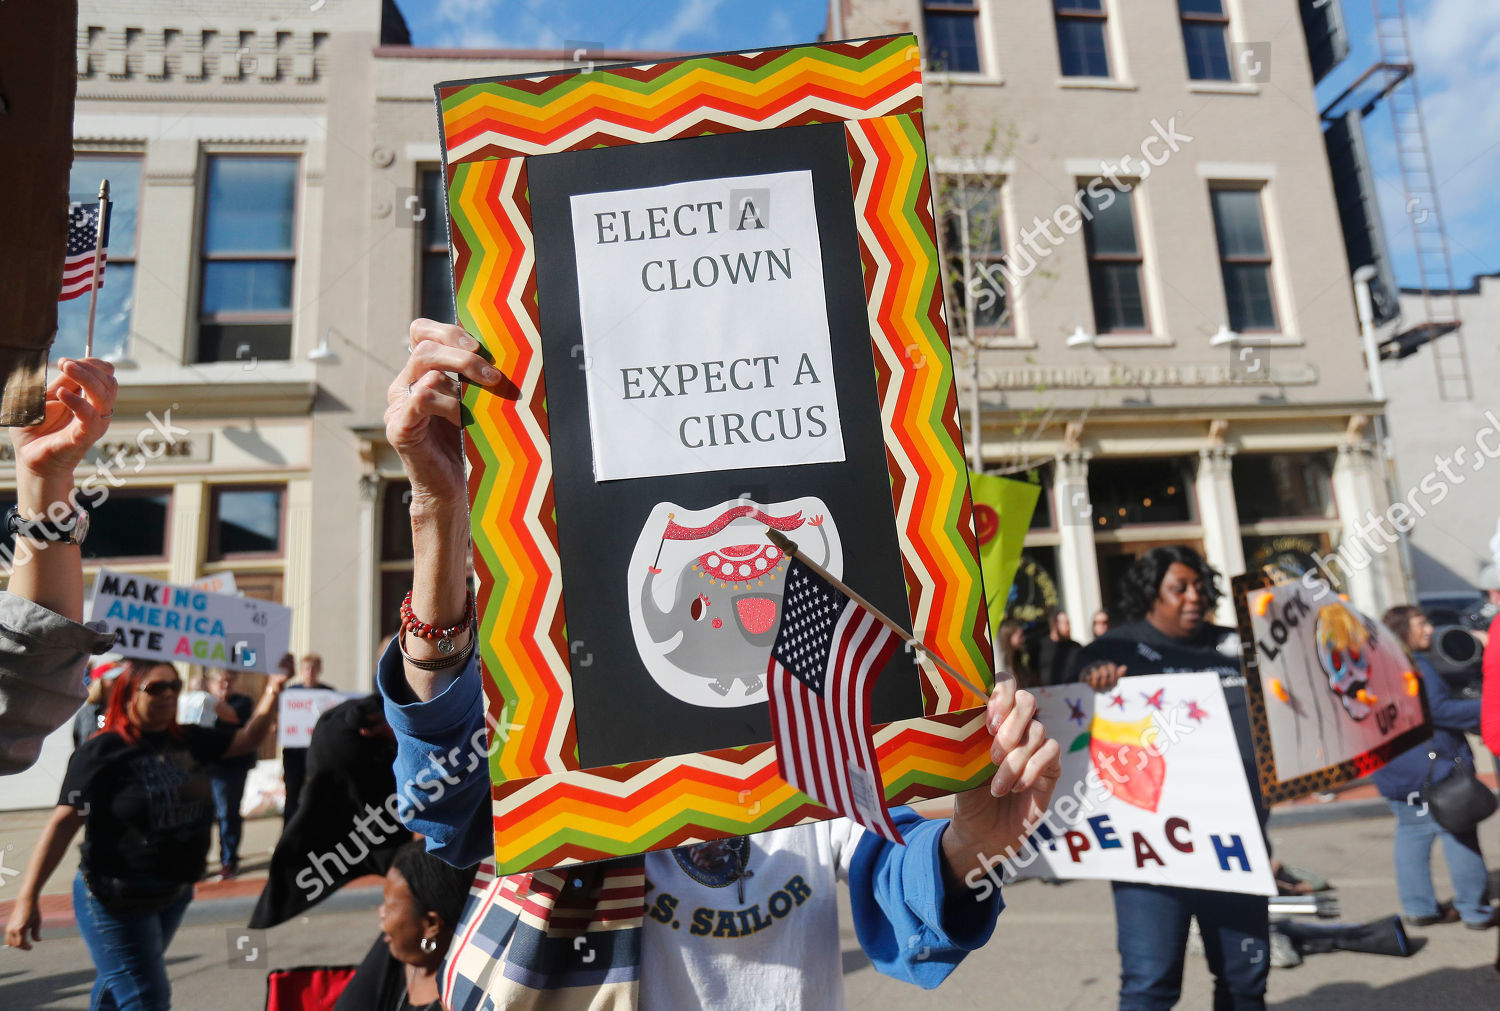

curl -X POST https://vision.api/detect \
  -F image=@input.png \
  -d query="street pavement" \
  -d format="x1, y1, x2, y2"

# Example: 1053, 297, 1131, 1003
3, 812, 1497, 1008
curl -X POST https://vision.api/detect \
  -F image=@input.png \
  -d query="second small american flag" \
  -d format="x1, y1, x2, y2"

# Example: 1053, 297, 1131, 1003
766, 557, 903, 843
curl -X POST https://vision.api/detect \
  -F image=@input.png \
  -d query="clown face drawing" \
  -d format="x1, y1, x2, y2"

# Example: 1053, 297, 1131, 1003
627, 497, 842, 708
1314, 603, 1376, 720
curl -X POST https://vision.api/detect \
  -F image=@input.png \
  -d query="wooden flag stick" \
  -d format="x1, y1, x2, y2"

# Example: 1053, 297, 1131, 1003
766, 529, 1004, 705
84, 179, 110, 359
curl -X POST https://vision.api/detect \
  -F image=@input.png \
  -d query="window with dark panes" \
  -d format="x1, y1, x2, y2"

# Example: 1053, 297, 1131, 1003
941, 179, 1011, 334
1028, 467, 1054, 531
86, 489, 172, 560
208, 485, 284, 559
1081, 184, 1148, 332
1211, 187, 1278, 332
419, 170, 456, 324
380, 480, 415, 641
1179, 0, 1232, 81
924, 2, 982, 73
198, 156, 298, 363
1055, 0, 1111, 78
0, 488, 170, 564
56, 155, 143, 361
1232, 453, 1336, 524
1087, 457, 1195, 530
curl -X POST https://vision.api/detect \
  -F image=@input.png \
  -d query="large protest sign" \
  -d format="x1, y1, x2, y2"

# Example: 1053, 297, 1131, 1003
440, 36, 996, 873
1232, 572, 1430, 804
88, 568, 291, 674
995, 674, 1275, 897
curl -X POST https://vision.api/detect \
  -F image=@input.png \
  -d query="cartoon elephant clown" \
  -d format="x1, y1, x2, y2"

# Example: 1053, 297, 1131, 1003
628, 497, 842, 707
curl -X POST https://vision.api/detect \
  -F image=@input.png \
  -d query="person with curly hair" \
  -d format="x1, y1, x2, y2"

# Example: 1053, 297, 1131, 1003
1065, 545, 1268, 1010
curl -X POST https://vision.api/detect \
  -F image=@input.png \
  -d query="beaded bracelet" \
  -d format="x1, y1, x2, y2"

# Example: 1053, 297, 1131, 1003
400, 589, 475, 656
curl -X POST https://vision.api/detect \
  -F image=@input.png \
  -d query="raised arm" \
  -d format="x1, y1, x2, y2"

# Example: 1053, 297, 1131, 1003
374, 319, 513, 866
7, 359, 116, 619
223, 675, 290, 757
1, 360, 118, 774
382, 319, 509, 702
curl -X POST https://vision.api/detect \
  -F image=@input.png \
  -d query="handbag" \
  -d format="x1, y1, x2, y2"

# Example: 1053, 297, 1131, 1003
1422, 752, 1498, 835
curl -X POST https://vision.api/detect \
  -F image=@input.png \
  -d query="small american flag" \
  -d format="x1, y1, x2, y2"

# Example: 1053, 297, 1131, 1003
767, 557, 904, 842
59, 200, 110, 302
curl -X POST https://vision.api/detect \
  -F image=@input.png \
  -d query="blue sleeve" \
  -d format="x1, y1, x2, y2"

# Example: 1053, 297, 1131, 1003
376, 640, 492, 867
847, 807, 1002, 989
1421, 659, 1482, 733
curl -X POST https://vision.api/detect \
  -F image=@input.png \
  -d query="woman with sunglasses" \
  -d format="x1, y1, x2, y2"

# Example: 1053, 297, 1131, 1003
5, 659, 286, 1009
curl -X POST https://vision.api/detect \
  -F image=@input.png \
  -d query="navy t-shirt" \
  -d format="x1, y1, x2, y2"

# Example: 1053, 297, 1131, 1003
1067, 620, 1263, 811
61, 725, 236, 883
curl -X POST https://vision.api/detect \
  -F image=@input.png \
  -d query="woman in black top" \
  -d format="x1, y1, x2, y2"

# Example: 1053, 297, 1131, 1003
6, 659, 286, 1010
336, 841, 478, 1011
1066, 545, 1268, 1011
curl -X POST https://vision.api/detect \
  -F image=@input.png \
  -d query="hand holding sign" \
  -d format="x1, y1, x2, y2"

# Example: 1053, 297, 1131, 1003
386, 319, 511, 503
943, 681, 1063, 884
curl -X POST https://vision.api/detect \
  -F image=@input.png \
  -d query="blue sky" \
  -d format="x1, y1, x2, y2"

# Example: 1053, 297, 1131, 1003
1316, 0, 1500, 289
397, 0, 827, 54
399, 1, 1498, 288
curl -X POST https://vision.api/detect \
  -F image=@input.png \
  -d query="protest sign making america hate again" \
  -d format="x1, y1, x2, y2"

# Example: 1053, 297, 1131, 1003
88, 568, 291, 674
438, 35, 1000, 873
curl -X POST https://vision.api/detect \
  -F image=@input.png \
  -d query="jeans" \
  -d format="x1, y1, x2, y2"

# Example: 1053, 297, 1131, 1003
1386, 798, 1491, 923
73, 872, 193, 1011
210, 769, 248, 869
1112, 881, 1268, 1011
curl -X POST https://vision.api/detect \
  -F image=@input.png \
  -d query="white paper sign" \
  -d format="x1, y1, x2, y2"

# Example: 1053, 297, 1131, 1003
979, 674, 1274, 898
570, 170, 846, 481
87, 568, 291, 674
277, 688, 361, 749
177, 690, 218, 728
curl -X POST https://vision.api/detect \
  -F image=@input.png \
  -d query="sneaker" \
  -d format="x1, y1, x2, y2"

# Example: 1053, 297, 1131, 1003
1404, 903, 1460, 926
216, 864, 239, 881
1269, 929, 1302, 969
1463, 910, 1498, 931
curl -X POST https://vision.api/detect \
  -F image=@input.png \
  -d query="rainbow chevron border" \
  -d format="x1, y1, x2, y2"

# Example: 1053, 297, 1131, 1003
446, 36, 994, 874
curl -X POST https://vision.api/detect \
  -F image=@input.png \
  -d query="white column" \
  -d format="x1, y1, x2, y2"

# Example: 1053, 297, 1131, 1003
354, 473, 380, 693
167, 480, 206, 585
134, 140, 199, 365
1195, 446, 1246, 626
1054, 451, 1102, 634
1330, 441, 1406, 615
284, 478, 314, 658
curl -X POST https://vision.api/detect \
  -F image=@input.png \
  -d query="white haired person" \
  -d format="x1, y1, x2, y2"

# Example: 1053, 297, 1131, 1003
374, 319, 1064, 1008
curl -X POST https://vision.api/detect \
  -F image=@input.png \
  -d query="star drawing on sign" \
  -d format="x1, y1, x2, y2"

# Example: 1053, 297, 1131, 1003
1184, 700, 1209, 723
1141, 689, 1166, 711
1107, 692, 1126, 710
1066, 698, 1086, 726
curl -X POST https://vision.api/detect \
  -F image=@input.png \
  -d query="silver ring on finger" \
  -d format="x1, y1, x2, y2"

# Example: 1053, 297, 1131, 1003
406, 383, 414, 399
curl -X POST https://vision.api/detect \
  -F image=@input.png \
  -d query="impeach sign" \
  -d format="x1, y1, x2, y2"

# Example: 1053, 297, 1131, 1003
994, 673, 1274, 897
88, 568, 291, 674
